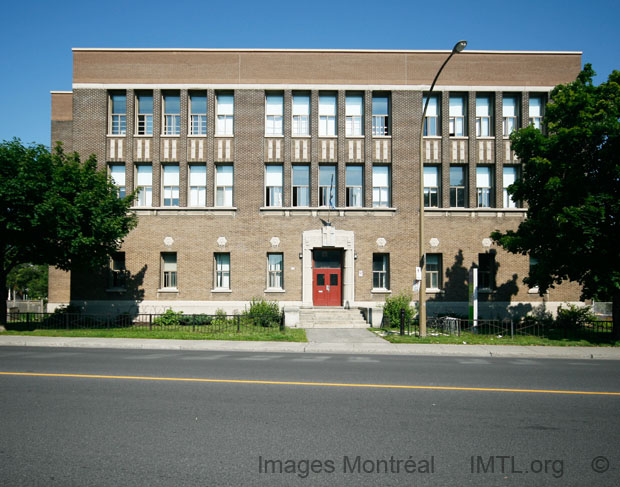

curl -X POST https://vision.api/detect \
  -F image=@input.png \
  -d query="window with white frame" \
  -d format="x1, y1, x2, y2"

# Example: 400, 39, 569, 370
345, 165, 363, 207
189, 92, 207, 135
426, 254, 441, 290
188, 165, 206, 207
372, 253, 389, 290
292, 166, 310, 207
424, 166, 440, 208
318, 94, 337, 137
502, 95, 519, 136
162, 93, 180, 135
162, 165, 179, 206
265, 165, 283, 207
529, 95, 545, 130
449, 95, 466, 136
214, 253, 230, 290
109, 93, 126, 135
215, 165, 233, 207
503, 166, 519, 208
423, 95, 440, 136
265, 93, 284, 136
109, 165, 126, 199
449, 166, 466, 208
216, 93, 234, 136
135, 165, 152, 207
267, 253, 283, 290
372, 165, 390, 207
161, 252, 177, 289
136, 94, 153, 135
476, 95, 493, 137
476, 166, 493, 208
372, 94, 390, 136
319, 166, 336, 207
345, 94, 363, 137
292, 94, 310, 136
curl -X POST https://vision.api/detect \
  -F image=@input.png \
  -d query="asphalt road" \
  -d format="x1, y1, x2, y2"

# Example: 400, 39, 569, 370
1, 346, 619, 486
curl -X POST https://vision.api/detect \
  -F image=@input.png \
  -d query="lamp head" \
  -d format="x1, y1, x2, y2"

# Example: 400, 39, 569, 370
453, 40, 467, 53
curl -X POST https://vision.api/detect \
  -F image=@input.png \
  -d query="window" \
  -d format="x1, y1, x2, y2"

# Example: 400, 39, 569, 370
109, 93, 126, 135
345, 165, 363, 207
110, 252, 126, 288
529, 95, 545, 130
319, 166, 337, 207
476, 166, 493, 208
478, 253, 495, 290
292, 166, 309, 207
372, 254, 389, 290
372, 165, 390, 207
215, 165, 233, 207
214, 253, 230, 290
265, 165, 283, 207
502, 95, 519, 136
267, 253, 283, 289
424, 166, 440, 208
216, 93, 234, 136
372, 94, 390, 136
292, 94, 310, 136
426, 254, 441, 290
162, 93, 180, 135
189, 92, 207, 135
423, 95, 440, 136
476, 95, 493, 137
265, 93, 284, 136
161, 253, 177, 289
109, 165, 126, 198
188, 165, 206, 207
449, 166, 466, 207
319, 94, 337, 136
136, 94, 153, 135
162, 165, 179, 206
345, 94, 363, 137
135, 165, 152, 207
503, 166, 519, 208
449, 95, 466, 136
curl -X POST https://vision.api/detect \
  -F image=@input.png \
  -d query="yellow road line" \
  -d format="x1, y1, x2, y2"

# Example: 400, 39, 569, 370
1, 371, 619, 396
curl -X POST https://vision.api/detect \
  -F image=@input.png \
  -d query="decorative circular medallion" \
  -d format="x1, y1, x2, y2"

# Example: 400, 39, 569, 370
217, 236, 227, 247
430, 238, 440, 248
163, 236, 174, 247
270, 237, 280, 248
376, 238, 387, 248
482, 238, 492, 248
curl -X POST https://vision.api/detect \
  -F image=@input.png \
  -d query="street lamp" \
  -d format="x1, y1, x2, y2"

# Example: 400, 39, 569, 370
418, 40, 467, 337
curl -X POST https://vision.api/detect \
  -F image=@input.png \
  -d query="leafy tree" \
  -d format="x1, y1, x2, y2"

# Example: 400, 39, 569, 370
7, 264, 48, 300
0, 139, 137, 325
491, 65, 620, 338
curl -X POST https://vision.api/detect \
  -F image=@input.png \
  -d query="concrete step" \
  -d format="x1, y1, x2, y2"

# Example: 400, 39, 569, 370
298, 308, 369, 329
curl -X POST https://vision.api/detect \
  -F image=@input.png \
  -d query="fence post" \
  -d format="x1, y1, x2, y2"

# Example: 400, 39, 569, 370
400, 308, 405, 336
236, 315, 240, 333
280, 312, 285, 332
149, 314, 152, 331
511, 320, 514, 339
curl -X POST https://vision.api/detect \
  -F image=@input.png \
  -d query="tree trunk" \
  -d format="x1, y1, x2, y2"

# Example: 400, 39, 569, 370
613, 291, 620, 341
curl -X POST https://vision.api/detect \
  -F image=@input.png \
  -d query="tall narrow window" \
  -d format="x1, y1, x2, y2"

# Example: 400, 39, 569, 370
292, 166, 310, 207
449, 95, 466, 136
109, 165, 126, 198
424, 166, 440, 208
449, 166, 466, 208
292, 94, 310, 136
161, 253, 177, 289
345, 165, 363, 207
423, 95, 440, 136
189, 92, 207, 135
267, 253, 283, 290
265, 165, 283, 207
476, 95, 493, 137
109, 93, 126, 135
216, 93, 234, 136
372, 253, 390, 290
319, 166, 337, 207
319, 94, 337, 136
476, 166, 493, 208
162, 165, 179, 207
215, 165, 233, 207
372, 94, 390, 136
478, 253, 495, 290
372, 165, 390, 207
529, 95, 545, 130
136, 165, 152, 207
503, 95, 519, 136
136, 94, 153, 135
345, 94, 363, 137
110, 252, 126, 289
162, 93, 180, 135
214, 253, 230, 290
503, 166, 518, 208
265, 94, 284, 136
189, 165, 206, 207
426, 254, 441, 290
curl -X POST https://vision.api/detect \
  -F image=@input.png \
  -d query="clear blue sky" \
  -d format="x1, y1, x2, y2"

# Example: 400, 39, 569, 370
1, 0, 618, 147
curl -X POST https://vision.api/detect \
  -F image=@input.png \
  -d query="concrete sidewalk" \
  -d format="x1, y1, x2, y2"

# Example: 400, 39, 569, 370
1, 331, 619, 360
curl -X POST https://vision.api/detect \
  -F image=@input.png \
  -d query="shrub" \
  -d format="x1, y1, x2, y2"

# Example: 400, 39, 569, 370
382, 292, 416, 328
153, 309, 184, 327
555, 304, 596, 329
243, 298, 281, 327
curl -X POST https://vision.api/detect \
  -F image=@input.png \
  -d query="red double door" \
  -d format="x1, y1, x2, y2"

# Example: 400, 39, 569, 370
312, 249, 342, 306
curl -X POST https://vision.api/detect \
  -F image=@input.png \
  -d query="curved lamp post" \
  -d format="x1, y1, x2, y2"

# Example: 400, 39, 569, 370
419, 40, 467, 337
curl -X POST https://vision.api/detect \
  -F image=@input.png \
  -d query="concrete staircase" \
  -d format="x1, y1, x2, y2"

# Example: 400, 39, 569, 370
298, 308, 368, 328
